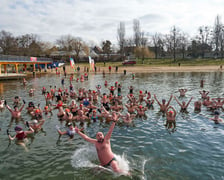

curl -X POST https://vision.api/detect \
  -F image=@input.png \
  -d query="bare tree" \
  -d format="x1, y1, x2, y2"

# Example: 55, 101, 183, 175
213, 15, 223, 53
196, 26, 212, 58
139, 31, 148, 63
179, 33, 189, 59
0, 30, 17, 55
71, 38, 83, 62
152, 33, 164, 59
102, 40, 112, 60
133, 19, 141, 47
56, 35, 74, 51
56, 35, 84, 61
117, 21, 126, 56
17, 34, 41, 56
171, 26, 178, 61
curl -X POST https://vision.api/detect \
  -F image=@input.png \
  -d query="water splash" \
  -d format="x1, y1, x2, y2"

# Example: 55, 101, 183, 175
71, 144, 130, 175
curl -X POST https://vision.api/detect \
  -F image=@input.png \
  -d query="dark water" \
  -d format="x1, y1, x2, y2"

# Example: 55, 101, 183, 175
0, 72, 224, 180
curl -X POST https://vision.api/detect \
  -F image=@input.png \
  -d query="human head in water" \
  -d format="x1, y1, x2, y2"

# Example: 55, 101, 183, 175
15, 125, 23, 132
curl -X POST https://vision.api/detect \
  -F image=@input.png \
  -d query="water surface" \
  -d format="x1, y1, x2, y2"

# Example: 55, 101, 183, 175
0, 72, 224, 180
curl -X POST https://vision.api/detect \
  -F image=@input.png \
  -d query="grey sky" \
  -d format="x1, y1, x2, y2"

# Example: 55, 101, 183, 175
1, 0, 224, 45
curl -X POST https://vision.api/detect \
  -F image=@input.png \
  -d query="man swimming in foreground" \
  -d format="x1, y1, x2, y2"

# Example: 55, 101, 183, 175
75, 112, 124, 174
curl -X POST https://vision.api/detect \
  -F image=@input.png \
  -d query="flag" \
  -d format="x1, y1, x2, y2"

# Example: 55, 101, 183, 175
30, 57, 37, 61
89, 56, 95, 72
70, 57, 75, 69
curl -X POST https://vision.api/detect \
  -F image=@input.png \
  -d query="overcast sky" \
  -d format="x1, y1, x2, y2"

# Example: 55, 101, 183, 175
1, 0, 224, 46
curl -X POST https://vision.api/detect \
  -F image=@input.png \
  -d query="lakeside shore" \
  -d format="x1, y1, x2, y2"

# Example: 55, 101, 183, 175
57, 65, 223, 74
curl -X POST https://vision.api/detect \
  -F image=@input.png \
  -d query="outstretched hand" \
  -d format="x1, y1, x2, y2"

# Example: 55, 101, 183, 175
75, 126, 84, 133
112, 112, 119, 122
75, 126, 79, 133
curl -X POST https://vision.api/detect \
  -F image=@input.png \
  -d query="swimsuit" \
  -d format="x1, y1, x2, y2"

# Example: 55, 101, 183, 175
91, 116, 98, 122
16, 131, 26, 141
103, 157, 116, 168
66, 129, 75, 138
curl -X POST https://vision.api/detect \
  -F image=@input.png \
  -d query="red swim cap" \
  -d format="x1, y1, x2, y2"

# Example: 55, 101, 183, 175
169, 110, 174, 114
35, 109, 40, 113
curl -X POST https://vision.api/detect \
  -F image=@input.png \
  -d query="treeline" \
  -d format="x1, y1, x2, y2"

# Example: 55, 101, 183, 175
0, 15, 224, 62
118, 15, 224, 62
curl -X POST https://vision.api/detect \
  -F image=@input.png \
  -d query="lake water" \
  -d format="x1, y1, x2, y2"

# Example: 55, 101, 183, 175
0, 72, 224, 180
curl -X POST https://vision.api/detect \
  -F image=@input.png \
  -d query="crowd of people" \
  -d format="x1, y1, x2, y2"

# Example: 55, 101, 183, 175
1, 71, 224, 174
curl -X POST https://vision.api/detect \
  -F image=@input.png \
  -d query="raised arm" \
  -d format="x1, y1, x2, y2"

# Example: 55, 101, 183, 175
75, 126, 97, 144
174, 96, 182, 106
6, 104, 13, 113
105, 112, 118, 140
186, 97, 193, 108
167, 95, 173, 106
19, 100, 26, 112
154, 94, 161, 106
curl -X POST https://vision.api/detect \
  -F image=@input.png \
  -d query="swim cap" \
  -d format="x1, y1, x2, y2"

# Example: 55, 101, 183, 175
44, 106, 48, 109
169, 110, 174, 114
68, 122, 72, 126
139, 105, 143, 109
15, 125, 23, 131
35, 109, 40, 113
139, 90, 143, 94
33, 120, 38, 124
65, 108, 70, 112
93, 90, 96, 93
130, 94, 133, 97
93, 109, 96, 113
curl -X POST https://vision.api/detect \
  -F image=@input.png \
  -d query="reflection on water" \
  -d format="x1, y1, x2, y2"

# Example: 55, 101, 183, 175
0, 72, 224, 180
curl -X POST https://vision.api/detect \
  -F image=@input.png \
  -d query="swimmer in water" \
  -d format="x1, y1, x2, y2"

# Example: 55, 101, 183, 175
154, 94, 173, 114
210, 111, 223, 124
0, 98, 5, 112
75, 112, 126, 174
23, 78, 27, 86
119, 112, 136, 125
165, 106, 177, 131
7, 123, 34, 152
199, 90, 209, 99
178, 88, 187, 97
5, 99, 26, 121
56, 122, 81, 140
174, 96, 193, 113
194, 100, 202, 112
29, 88, 35, 96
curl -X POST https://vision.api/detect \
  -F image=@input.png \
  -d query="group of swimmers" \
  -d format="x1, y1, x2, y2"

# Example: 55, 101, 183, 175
1, 73, 224, 174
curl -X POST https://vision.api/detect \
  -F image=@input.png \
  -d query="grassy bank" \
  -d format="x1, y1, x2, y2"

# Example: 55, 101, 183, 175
70, 58, 224, 67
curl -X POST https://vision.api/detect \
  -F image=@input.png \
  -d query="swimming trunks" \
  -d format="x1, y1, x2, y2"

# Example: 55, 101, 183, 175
103, 157, 116, 168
